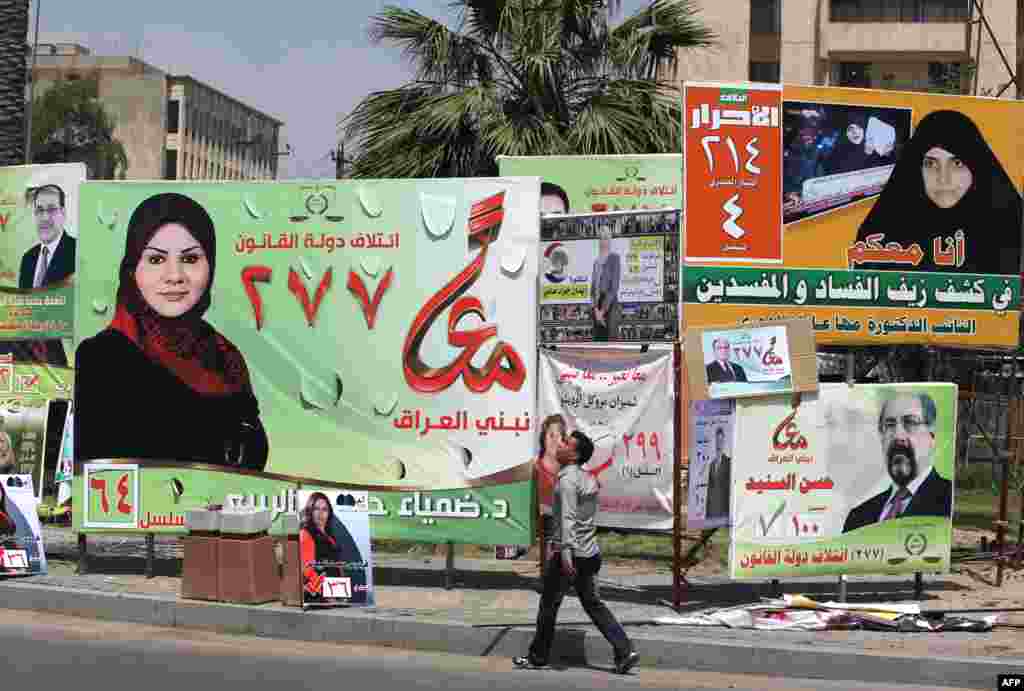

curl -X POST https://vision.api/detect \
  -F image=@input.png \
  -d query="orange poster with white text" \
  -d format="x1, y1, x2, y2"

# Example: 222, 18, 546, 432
684, 82, 783, 264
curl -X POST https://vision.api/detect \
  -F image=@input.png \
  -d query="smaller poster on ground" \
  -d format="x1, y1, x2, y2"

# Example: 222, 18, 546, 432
297, 489, 374, 609
0, 474, 46, 576
687, 399, 735, 530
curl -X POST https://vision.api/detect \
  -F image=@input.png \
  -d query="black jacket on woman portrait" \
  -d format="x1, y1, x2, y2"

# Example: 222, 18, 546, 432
75, 193, 268, 470
854, 110, 1022, 276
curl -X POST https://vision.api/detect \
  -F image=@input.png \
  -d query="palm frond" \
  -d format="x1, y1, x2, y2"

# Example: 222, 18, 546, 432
371, 7, 486, 86
347, 0, 711, 177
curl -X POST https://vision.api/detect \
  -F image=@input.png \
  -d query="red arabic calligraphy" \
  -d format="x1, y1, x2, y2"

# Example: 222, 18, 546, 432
846, 233, 924, 267
761, 336, 783, 366
116, 473, 133, 515
241, 266, 272, 330
772, 410, 808, 451
288, 267, 333, 327
347, 268, 393, 330
402, 192, 526, 394
89, 477, 109, 514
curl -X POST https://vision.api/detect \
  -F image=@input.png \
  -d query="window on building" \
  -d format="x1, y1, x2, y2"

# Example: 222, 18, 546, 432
164, 150, 178, 180
167, 100, 180, 134
750, 0, 781, 34
929, 61, 966, 93
830, 0, 969, 23
835, 62, 872, 88
749, 61, 781, 83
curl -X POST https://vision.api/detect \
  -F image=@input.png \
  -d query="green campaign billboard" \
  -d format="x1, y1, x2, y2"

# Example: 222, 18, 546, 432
498, 154, 680, 214
0, 163, 85, 367
73, 179, 539, 544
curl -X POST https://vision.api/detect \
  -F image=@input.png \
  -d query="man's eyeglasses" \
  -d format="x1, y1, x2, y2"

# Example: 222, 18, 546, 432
881, 416, 927, 434
34, 206, 63, 217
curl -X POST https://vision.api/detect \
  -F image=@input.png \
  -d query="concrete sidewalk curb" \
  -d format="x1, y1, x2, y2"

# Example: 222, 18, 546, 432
0, 579, 1016, 689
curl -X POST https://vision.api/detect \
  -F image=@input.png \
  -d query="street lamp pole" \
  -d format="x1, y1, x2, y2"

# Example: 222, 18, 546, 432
24, 0, 41, 164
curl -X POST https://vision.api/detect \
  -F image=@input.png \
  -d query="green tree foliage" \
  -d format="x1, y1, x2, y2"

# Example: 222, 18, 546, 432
31, 75, 128, 179
343, 0, 714, 178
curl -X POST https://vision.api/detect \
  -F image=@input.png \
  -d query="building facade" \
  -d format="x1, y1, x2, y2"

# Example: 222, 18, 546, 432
673, 0, 1020, 98
31, 42, 283, 180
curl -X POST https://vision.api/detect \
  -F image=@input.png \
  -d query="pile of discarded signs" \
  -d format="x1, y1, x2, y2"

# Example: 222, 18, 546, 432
656, 594, 1000, 632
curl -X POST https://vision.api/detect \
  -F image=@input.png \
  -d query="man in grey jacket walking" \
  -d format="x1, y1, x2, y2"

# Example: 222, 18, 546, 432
514, 430, 639, 675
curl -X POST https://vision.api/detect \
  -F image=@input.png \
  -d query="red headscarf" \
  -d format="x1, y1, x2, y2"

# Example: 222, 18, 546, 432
110, 193, 250, 396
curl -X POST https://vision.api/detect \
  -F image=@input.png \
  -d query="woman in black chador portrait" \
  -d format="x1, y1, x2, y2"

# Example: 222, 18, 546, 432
853, 110, 1022, 275
75, 193, 268, 469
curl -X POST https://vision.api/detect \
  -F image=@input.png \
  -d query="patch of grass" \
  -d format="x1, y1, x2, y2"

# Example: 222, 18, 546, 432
956, 463, 998, 492
954, 488, 1023, 532
596, 531, 674, 561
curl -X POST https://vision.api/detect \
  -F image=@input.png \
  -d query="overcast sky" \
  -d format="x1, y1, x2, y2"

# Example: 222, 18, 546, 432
33, 0, 651, 180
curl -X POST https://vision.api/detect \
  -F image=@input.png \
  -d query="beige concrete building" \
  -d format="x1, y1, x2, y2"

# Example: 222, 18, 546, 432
32, 42, 283, 180
673, 0, 1021, 98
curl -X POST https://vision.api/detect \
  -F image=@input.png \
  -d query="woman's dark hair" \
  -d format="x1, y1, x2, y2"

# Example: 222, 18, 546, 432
541, 182, 570, 213
844, 111, 868, 132
538, 414, 566, 458
118, 193, 217, 317
301, 491, 333, 535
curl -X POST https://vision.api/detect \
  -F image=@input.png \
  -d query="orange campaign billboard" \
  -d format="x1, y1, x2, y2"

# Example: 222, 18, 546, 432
684, 82, 783, 264
683, 83, 1023, 348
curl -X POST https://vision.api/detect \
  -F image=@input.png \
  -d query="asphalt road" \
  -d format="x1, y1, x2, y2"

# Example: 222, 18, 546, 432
0, 609, 982, 691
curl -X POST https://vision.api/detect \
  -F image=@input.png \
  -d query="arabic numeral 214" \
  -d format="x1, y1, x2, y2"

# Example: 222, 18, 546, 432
700, 136, 761, 176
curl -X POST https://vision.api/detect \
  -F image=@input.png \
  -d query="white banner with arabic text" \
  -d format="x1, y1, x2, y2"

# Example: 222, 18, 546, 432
538, 348, 675, 531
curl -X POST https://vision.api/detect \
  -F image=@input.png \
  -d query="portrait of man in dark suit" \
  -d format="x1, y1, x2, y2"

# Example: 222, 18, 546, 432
705, 426, 731, 520
591, 225, 621, 341
705, 337, 748, 383
19, 184, 76, 290
842, 392, 953, 533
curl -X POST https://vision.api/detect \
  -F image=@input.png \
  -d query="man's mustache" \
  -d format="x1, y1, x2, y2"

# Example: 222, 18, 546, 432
887, 441, 916, 464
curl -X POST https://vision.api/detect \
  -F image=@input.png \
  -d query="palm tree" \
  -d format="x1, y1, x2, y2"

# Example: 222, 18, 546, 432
0, 0, 28, 166
343, 0, 714, 179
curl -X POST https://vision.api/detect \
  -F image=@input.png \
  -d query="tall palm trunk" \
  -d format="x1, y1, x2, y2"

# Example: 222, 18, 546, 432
0, 0, 29, 166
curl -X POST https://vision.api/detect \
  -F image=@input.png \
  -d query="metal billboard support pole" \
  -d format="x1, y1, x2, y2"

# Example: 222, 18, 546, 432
672, 339, 685, 612
837, 351, 855, 603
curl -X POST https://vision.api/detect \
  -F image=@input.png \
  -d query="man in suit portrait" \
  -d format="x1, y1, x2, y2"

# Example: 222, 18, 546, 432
591, 225, 621, 341
842, 392, 952, 533
19, 184, 76, 290
705, 426, 731, 520
705, 337, 748, 383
